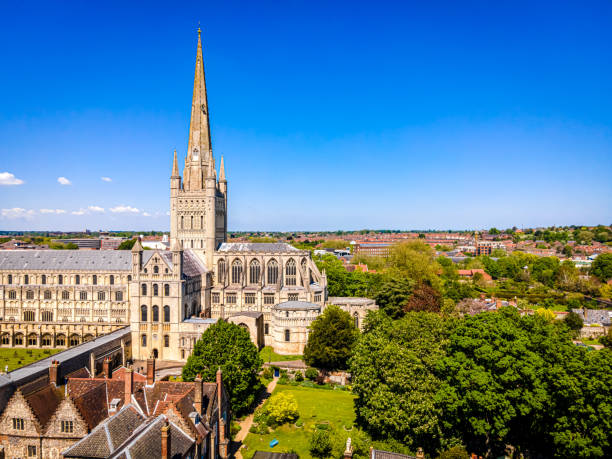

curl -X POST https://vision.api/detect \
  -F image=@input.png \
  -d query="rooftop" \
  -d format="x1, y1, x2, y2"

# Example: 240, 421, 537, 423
218, 242, 301, 254
273, 301, 321, 311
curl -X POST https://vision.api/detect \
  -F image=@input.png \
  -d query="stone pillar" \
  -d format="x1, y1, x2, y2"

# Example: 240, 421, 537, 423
103, 357, 111, 379
89, 352, 95, 378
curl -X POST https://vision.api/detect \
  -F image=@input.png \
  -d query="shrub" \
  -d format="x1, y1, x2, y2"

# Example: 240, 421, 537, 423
436, 446, 469, 459
230, 420, 241, 439
305, 368, 319, 381
262, 367, 274, 379
278, 374, 290, 385
261, 392, 299, 426
295, 371, 304, 382
309, 429, 333, 458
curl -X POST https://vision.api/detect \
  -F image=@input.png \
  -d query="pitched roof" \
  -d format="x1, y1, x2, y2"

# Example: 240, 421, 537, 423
273, 300, 321, 311
18, 377, 63, 430
110, 415, 194, 459
0, 250, 132, 271
217, 242, 301, 254
62, 404, 146, 458
371, 450, 417, 459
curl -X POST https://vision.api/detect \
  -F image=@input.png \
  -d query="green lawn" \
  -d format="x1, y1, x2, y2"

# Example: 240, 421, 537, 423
0, 348, 61, 372
242, 384, 356, 458
259, 346, 303, 363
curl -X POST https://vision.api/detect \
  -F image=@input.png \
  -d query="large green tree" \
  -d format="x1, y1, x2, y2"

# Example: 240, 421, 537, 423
182, 320, 262, 414
592, 253, 612, 282
304, 305, 359, 370
350, 311, 452, 453
373, 276, 415, 319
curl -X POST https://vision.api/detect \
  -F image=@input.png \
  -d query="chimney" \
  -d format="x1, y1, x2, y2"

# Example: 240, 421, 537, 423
217, 368, 229, 459
161, 419, 171, 459
103, 357, 111, 379
49, 360, 60, 386
416, 448, 425, 459
146, 357, 156, 385
194, 374, 203, 416
124, 367, 133, 405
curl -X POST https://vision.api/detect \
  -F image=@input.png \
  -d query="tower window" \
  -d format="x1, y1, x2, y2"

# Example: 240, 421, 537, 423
164, 284, 170, 296
164, 305, 170, 322
231, 260, 242, 284
267, 260, 278, 284
249, 260, 261, 284
284, 329, 290, 342
141, 305, 147, 322
141, 283, 147, 295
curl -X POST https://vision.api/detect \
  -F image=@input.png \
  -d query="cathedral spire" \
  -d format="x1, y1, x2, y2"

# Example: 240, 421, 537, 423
219, 155, 226, 182
171, 149, 179, 177
187, 27, 213, 166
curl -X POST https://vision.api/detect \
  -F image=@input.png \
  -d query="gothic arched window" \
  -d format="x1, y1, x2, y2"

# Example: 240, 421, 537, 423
231, 260, 242, 284
164, 305, 170, 322
141, 284, 147, 295
286, 259, 297, 286
110, 275, 114, 285
93, 275, 97, 285
267, 259, 278, 284
218, 259, 226, 283
75, 275, 80, 285
249, 260, 261, 284
41, 274, 46, 285
164, 284, 170, 296
141, 334, 147, 347
141, 305, 147, 322
152, 305, 159, 322
153, 284, 159, 296
154, 265, 159, 274
58, 274, 63, 285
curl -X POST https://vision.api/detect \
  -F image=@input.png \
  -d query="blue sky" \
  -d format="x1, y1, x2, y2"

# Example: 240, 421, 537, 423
0, 1, 610, 232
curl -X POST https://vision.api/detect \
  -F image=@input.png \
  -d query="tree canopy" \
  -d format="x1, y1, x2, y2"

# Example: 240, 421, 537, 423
182, 320, 263, 414
304, 305, 359, 370
592, 253, 612, 282
350, 308, 612, 458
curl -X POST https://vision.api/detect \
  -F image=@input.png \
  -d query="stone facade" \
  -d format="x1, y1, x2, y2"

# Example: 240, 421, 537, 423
271, 301, 322, 355
0, 29, 383, 365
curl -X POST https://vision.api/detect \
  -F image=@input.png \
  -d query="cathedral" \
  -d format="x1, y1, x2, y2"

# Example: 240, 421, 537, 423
0, 31, 376, 363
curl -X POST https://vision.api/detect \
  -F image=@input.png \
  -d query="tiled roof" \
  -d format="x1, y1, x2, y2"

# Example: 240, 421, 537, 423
62, 404, 146, 458
182, 250, 208, 276
0, 249, 132, 271
230, 311, 264, 318
116, 415, 194, 459
273, 301, 321, 311
252, 453, 299, 459
19, 377, 63, 429
371, 450, 417, 459
217, 242, 301, 253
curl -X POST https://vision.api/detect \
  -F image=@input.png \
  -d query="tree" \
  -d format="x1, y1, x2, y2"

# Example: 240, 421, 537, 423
310, 430, 333, 458
304, 305, 359, 371
564, 311, 583, 332
591, 253, 612, 282
374, 276, 415, 319
489, 228, 501, 235
387, 241, 441, 289
182, 320, 262, 414
562, 244, 573, 258
350, 312, 451, 453
404, 282, 442, 313
117, 238, 137, 250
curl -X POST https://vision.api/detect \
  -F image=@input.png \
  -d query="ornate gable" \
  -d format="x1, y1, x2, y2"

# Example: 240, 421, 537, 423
0, 388, 43, 436
43, 397, 88, 439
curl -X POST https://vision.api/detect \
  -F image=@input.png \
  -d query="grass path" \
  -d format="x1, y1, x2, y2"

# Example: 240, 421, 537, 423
0, 348, 61, 372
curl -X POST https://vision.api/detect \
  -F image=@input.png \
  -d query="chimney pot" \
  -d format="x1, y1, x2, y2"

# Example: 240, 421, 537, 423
161, 419, 171, 459
194, 374, 203, 416
49, 360, 60, 386
146, 357, 156, 385
124, 367, 133, 405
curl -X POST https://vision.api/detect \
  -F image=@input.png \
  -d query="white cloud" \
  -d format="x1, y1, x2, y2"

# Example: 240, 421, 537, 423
1, 208, 35, 219
0, 172, 24, 186
166, 211, 171, 216
110, 205, 140, 214
71, 209, 86, 215
101, 177, 112, 182
142, 212, 152, 217
87, 206, 105, 213
40, 208, 66, 214
57, 177, 71, 185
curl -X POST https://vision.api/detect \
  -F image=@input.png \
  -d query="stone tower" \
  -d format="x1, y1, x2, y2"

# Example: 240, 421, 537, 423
170, 29, 227, 267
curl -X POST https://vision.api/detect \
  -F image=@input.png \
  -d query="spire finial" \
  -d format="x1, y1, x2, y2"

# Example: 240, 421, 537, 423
172, 149, 179, 177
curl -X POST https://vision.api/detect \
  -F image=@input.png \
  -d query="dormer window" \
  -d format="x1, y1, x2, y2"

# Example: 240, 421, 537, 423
109, 398, 120, 412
